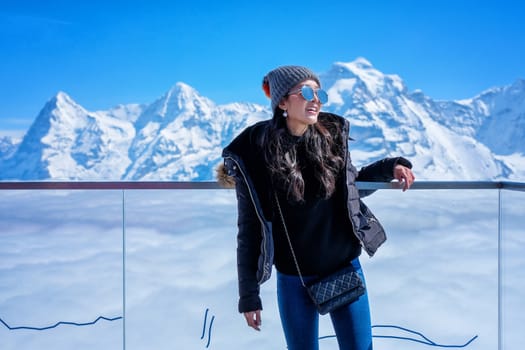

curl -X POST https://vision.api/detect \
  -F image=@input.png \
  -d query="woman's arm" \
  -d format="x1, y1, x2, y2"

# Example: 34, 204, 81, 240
229, 162, 264, 314
356, 157, 414, 194
356, 156, 412, 182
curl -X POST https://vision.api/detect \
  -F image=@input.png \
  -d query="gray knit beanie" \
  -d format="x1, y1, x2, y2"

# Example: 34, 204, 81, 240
262, 65, 321, 112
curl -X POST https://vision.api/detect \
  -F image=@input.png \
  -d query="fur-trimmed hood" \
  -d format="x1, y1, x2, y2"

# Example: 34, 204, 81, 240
217, 119, 270, 191
216, 163, 236, 189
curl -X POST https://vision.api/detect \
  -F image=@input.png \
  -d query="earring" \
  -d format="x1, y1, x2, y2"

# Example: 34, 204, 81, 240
283, 110, 288, 118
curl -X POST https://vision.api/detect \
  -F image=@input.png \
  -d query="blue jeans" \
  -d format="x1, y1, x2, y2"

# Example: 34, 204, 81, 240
276, 259, 372, 350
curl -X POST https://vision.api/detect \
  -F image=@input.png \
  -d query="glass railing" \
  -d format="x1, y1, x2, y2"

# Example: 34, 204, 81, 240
0, 181, 523, 350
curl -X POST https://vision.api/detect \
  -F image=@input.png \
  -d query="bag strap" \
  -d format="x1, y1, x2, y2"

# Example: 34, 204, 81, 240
273, 192, 307, 287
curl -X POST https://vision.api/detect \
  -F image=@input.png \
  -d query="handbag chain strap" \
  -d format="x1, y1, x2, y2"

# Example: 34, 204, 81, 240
273, 192, 307, 287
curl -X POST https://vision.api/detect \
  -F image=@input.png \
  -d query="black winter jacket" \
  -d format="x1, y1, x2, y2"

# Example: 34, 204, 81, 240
218, 113, 412, 313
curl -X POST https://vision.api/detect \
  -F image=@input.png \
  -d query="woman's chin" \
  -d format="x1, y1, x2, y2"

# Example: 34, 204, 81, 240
304, 114, 318, 123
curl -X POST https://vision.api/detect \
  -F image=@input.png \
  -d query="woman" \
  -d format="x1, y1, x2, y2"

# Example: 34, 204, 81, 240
218, 65, 415, 349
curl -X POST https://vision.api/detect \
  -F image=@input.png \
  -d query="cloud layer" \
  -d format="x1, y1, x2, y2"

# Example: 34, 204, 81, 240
0, 188, 523, 349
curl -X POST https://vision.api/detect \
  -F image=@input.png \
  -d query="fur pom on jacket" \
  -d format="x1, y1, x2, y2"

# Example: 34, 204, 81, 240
216, 163, 235, 189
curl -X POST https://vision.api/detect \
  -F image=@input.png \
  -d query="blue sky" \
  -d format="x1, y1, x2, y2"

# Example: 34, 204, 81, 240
1, 0, 524, 134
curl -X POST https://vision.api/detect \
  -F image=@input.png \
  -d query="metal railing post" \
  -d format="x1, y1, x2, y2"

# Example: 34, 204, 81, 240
497, 188, 503, 350
122, 190, 127, 350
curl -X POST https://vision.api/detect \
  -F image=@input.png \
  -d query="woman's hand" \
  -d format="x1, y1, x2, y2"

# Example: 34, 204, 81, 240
244, 310, 262, 331
393, 165, 415, 191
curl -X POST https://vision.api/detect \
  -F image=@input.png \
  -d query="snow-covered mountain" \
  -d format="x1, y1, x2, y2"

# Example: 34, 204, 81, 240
1, 92, 140, 180
122, 83, 267, 180
0, 136, 20, 161
320, 58, 523, 180
1, 58, 524, 181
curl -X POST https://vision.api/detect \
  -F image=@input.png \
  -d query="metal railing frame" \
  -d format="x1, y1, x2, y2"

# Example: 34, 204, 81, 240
0, 180, 524, 191
1, 181, 523, 350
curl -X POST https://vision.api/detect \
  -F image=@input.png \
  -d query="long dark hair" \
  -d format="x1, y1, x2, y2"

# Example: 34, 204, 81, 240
262, 108, 345, 202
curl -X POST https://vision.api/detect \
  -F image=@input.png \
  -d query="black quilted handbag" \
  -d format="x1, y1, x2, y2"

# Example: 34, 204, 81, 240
306, 264, 365, 315
274, 193, 366, 315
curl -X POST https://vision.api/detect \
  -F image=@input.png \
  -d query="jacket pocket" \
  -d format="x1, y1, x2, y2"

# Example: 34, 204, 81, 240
357, 200, 387, 257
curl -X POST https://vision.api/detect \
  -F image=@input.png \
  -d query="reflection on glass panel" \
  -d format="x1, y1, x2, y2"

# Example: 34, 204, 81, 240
362, 190, 498, 350
1, 186, 521, 350
500, 189, 525, 349
124, 189, 500, 350
122, 189, 266, 349
0, 190, 123, 350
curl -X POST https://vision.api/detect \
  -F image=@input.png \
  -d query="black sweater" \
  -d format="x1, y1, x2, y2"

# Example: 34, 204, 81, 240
272, 136, 361, 277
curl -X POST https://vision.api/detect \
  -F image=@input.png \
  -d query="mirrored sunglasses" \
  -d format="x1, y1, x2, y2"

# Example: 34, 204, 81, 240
288, 85, 328, 104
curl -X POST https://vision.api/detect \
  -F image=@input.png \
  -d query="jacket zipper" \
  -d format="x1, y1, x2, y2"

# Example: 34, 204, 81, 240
341, 123, 370, 253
